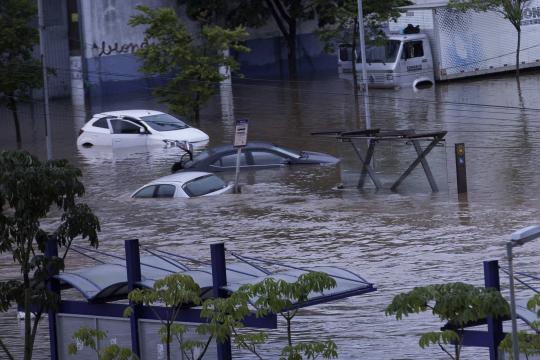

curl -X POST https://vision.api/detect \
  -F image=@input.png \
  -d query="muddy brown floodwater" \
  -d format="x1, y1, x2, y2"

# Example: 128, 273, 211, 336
2, 73, 540, 359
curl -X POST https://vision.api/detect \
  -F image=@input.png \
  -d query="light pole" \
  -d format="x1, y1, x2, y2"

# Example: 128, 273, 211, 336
507, 225, 540, 360
37, 0, 53, 160
356, 0, 372, 129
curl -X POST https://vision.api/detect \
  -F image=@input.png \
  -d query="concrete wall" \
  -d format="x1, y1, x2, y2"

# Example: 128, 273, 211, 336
79, 0, 337, 97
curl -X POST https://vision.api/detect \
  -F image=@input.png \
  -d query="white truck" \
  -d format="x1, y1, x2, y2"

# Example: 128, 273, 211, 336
338, 0, 540, 88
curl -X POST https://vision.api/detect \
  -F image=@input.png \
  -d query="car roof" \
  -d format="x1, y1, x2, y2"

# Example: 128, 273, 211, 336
147, 171, 214, 185
204, 141, 286, 155
92, 109, 164, 119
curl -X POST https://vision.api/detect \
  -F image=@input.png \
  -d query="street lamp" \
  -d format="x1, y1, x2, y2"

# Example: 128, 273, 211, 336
507, 225, 540, 360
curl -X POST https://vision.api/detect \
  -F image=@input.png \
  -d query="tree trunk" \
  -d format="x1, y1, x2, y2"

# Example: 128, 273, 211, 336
166, 324, 171, 360
286, 315, 292, 347
8, 96, 22, 148
287, 20, 297, 79
352, 18, 359, 94
23, 277, 32, 360
515, 27, 521, 78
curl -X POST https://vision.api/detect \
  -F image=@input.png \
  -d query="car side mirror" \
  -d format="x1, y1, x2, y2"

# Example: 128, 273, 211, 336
139, 128, 146, 134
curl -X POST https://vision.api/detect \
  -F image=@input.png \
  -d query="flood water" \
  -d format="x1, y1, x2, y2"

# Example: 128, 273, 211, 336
2, 72, 540, 359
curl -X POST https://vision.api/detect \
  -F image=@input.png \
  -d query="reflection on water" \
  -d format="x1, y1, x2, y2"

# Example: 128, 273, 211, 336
2, 72, 540, 359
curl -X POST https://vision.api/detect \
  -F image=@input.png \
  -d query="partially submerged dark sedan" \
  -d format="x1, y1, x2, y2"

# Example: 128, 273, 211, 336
176, 141, 339, 172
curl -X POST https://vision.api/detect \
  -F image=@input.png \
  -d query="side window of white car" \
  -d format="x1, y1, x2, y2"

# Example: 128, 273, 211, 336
110, 119, 143, 134
93, 118, 109, 129
133, 185, 157, 198
133, 184, 175, 198
155, 185, 176, 198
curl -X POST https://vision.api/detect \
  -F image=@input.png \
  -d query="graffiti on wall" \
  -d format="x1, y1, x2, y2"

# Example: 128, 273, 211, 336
92, 40, 148, 57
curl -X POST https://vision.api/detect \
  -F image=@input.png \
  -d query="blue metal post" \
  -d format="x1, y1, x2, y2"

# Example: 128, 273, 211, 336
484, 260, 504, 360
125, 239, 141, 358
46, 235, 59, 360
210, 243, 232, 360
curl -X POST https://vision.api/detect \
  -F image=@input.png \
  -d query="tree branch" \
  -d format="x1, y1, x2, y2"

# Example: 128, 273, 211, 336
438, 341, 456, 360
264, 0, 290, 37
196, 335, 214, 360
0, 337, 14, 360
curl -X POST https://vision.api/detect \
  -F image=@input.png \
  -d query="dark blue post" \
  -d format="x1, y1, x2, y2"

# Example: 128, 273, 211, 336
46, 235, 60, 360
484, 260, 504, 360
210, 243, 232, 360
125, 239, 141, 358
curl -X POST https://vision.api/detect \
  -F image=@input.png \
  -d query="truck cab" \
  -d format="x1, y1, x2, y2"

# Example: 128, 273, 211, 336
338, 33, 435, 89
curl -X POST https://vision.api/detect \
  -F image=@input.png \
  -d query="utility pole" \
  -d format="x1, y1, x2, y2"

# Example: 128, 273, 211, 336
357, 0, 372, 129
37, 0, 53, 160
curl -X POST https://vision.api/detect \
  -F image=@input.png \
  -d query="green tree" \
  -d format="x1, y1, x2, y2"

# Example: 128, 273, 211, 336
0, 0, 43, 147
385, 282, 510, 360
180, 0, 410, 79
68, 327, 138, 360
448, 0, 531, 78
129, 6, 249, 123
318, 0, 411, 90
0, 150, 100, 360
499, 293, 540, 359
125, 271, 339, 359
124, 274, 210, 360
243, 271, 338, 359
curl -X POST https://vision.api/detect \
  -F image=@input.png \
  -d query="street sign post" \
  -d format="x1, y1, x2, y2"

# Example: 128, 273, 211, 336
233, 119, 248, 193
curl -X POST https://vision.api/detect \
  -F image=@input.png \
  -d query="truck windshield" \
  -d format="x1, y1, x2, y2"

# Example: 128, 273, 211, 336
358, 40, 401, 64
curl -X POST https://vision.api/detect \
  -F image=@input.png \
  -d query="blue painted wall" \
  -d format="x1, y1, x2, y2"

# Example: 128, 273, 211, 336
85, 33, 338, 97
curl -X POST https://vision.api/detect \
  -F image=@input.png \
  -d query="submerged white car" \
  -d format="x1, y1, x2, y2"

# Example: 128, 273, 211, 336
77, 110, 209, 148
131, 172, 233, 198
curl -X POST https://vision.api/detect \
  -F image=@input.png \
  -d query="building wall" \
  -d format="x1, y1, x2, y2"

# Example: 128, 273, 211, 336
38, 0, 71, 98
78, 0, 337, 97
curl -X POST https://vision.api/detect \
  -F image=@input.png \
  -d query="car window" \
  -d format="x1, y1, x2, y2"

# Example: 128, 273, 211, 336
403, 41, 424, 59
141, 113, 188, 131
251, 151, 288, 165
214, 153, 247, 167
155, 184, 176, 198
133, 185, 157, 198
183, 175, 227, 197
93, 118, 109, 129
110, 119, 142, 134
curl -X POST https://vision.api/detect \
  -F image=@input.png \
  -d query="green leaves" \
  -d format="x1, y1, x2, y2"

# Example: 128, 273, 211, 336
68, 327, 138, 360
281, 340, 338, 360
129, 6, 249, 121
386, 282, 510, 359
0, 150, 100, 359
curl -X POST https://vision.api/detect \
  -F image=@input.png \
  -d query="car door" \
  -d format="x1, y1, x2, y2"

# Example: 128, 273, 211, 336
247, 150, 290, 169
400, 40, 427, 86
107, 118, 148, 148
208, 151, 248, 172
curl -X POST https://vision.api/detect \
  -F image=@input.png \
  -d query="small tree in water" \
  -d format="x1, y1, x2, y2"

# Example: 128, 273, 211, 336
129, 6, 249, 123
448, 0, 531, 78
386, 282, 509, 360
0, 0, 43, 147
0, 150, 100, 360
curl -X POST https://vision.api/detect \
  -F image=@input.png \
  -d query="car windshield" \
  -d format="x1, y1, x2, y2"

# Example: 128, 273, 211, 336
141, 113, 189, 131
357, 40, 401, 64
182, 174, 227, 197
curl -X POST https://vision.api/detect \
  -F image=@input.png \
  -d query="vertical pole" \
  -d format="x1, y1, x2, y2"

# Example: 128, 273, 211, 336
125, 239, 141, 358
234, 148, 242, 194
37, 0, 53, 160
210, 243, 232, 360
356, 0, 371, 129
46, 235, 59, 360
507, 243, 520, 360
455, 143, 467, 194
483, 260, 503, 360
